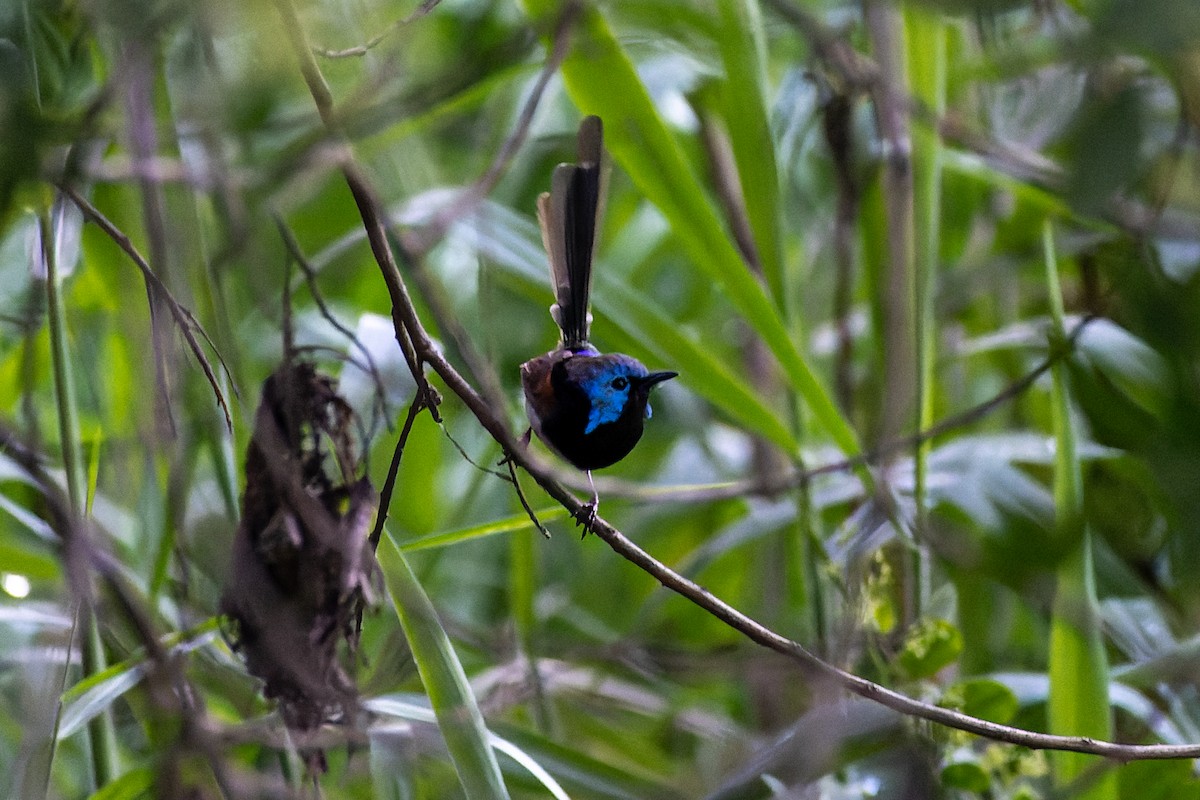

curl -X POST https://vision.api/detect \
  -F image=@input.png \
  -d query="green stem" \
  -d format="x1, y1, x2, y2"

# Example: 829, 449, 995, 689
1043, 221, 1116, 800
44, 212, 85, 513
908, 6, 945, 618
43, 209, 120, 791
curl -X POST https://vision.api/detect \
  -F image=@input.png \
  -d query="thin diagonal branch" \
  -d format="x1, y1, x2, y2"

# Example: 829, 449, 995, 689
370, 394, 426, 549
379, 8, 579, 414
62, 186, 234, 432
313, 0, 441, 59
274, 0, 1199, 763
406, 3, 578, 257
505, 456, 551, 539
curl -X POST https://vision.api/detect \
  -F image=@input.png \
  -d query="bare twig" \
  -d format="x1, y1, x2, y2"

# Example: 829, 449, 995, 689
370, 394, 426, 549
275, 216, 390, 431
761, 0, 880, 89
406, 2, 579, 257
121, 41, 178, 437
281, 241, 295, 368
61, 187, 234, 432
384, 228, 508, 415
275, 0, 440, 423
699, 113, 762, 272
313, 0, 441, 59
273, 0, 1199, 762
431, 421, 506, 480
504, 456, 551, 539
379, 5, 579, 417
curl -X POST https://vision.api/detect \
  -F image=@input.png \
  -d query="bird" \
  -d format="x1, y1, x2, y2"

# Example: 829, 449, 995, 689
520, 116, 677, 531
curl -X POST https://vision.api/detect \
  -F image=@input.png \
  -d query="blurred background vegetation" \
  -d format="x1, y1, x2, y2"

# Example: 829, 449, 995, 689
3, 0, 1200, 797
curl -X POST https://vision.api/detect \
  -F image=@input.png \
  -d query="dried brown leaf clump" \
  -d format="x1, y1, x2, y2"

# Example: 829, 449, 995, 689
221, 361, 377, 754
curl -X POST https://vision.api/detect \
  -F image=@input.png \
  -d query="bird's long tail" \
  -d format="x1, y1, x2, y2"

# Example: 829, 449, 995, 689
538, 115, 604, 351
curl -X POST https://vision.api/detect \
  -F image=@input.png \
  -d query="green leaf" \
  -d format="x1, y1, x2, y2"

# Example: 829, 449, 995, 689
87, 767, 153, 800
59, 661, 146, 741
941, 760, 990, 793
1064, 86, 1145, 216
492, 721, 688, 800
60, 623, 221, 740
955, 678, 1019, 724
1075, 320, 1168, 413
1068, 319, 1169, 448
1043, 224, 1116, 800
369, 724, 416, 800
399, 508, 568, 552
0, 539, 60, 580
712, 0, 785, 300
376, 536, 512, 800
1117, 759, 1200, 800
898, 618, 963, 679
941, 149, 1079, 222
366, 696, 571, 800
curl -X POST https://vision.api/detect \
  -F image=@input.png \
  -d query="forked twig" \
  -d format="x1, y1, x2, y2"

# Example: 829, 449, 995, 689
504, 454, 551, 539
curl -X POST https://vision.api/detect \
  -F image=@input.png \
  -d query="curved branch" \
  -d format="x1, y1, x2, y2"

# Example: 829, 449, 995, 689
275, 0, 1200, 762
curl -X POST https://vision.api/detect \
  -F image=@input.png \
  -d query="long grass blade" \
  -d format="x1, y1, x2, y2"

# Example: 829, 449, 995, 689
42, 206, 120, 792
714, 0, 785, 301
1043, 221, 1117, 800
908, 5, 946, 618
376, 535, 512, 800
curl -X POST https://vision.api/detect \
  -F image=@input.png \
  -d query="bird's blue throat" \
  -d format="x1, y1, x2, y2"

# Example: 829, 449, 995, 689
573, 358, 653, 434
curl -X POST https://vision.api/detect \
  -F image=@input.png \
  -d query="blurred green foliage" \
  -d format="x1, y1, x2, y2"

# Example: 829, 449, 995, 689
2, 0, 1200, 797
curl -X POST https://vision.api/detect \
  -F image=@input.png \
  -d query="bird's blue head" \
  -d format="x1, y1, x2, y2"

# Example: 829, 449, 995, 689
564, 353, 678, 435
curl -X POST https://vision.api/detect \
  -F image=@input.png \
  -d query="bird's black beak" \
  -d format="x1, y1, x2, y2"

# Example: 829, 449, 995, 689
641, 371, 678, 389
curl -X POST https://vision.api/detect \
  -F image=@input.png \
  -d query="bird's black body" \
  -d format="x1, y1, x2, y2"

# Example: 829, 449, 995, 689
522, 347, 674, 471
520, 117, 676, 522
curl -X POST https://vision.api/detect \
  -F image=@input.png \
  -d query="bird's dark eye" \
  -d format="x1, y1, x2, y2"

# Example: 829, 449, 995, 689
611, 377, 628, 390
